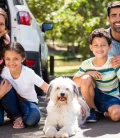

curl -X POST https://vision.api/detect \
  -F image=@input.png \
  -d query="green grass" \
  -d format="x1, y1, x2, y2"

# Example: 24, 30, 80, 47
48, 59, 81, 76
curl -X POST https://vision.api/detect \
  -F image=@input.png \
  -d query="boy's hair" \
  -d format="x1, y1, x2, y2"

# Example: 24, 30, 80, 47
4, 42, 26, 58
89, 28, 111, 45
107, 1, 120, 16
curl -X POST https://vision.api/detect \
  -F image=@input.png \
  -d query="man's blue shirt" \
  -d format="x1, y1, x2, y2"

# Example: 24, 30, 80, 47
108, 28, 120, 56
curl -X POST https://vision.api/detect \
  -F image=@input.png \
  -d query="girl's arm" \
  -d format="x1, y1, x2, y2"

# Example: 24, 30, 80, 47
0, 79, 12, 99
40, 81, 49, 93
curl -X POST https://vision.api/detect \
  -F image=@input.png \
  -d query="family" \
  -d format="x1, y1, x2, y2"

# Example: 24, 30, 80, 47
0, 0, 120, 131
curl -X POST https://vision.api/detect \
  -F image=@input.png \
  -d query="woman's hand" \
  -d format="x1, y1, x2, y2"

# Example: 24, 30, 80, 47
4, 33, 10, 44
0, 30, 10, 44
0, 79, 12, 98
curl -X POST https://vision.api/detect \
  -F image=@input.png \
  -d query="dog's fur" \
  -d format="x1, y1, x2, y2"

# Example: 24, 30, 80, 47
43, 77, 89, 138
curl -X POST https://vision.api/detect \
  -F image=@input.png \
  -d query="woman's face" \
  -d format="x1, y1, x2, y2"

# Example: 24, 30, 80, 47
0, 14, 5, 36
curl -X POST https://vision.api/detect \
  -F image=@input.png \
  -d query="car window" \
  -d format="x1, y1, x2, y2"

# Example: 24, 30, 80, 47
13, 0, 24, 5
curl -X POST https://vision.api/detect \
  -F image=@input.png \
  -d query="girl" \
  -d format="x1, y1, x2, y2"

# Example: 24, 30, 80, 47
1, 42, 49, 127
0, 8, 24, 129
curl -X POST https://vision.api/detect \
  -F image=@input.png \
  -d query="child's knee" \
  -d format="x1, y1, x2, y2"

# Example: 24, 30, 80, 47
81, 75, 93, 86
109, 107, 120, 121
24, 109, 41, 126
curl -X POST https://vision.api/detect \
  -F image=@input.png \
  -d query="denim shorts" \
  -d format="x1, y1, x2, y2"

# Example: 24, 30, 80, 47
94, 87, 120, 113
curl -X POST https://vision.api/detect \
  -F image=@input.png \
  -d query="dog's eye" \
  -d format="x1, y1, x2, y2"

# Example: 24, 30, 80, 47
66, 88, 69, 91
56, 87, 60, 90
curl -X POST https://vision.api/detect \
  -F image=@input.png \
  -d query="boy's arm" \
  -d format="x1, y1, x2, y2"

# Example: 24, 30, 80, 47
73, 75, 82, 87
73, 70, 101, 87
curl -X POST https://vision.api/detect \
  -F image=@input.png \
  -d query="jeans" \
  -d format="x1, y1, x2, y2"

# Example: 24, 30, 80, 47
0, 77, 41, 126
18, 99, 41, 126
94, 87, 120, 112
0, 87, 22, 125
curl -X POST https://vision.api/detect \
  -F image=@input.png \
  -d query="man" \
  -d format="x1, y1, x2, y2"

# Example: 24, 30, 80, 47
107, 1, 120, 68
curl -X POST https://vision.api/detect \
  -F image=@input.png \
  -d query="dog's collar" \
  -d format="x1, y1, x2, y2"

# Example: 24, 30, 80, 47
55, 104, 61, 108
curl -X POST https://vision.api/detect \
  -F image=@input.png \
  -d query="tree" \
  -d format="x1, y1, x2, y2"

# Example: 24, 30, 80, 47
26, 0, 116, 58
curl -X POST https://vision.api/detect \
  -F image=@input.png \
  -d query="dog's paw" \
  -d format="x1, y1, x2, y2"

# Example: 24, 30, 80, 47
74, 127, 81, 133
45, 130, 57, 138
55, 132, 69, 138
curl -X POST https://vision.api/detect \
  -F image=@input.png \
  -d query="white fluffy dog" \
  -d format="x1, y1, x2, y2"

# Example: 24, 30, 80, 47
43, 77, 89, 138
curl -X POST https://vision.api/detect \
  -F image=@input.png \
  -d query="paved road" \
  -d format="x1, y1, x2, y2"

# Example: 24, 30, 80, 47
1, 96, 120, 138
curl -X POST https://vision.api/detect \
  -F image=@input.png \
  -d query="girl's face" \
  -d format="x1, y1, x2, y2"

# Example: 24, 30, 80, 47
0, 15, 5, 35
4, 50, 25, 73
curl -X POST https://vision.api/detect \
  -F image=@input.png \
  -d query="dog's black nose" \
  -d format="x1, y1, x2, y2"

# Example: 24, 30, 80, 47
60, 93, 65, 97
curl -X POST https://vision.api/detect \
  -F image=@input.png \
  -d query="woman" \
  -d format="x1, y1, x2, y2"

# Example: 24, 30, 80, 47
0, 8, 24, 129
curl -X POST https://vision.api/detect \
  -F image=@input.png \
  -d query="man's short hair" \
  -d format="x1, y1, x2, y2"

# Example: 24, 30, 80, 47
89, 28, 111, 45
107, 1, 120, 16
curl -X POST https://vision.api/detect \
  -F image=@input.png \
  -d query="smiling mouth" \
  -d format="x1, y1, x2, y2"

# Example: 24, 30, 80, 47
58, 97, 67, 101
114, 23, 120, 27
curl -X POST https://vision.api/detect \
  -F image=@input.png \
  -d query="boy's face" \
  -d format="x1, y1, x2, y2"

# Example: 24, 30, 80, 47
90, 37, 112, 58
107, 7, 120, 33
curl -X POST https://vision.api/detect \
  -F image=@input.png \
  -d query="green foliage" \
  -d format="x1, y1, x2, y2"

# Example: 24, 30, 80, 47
26, 0, 116, 59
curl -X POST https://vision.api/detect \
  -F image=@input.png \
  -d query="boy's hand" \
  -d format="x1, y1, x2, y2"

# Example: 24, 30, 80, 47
0, 79, 12, 96
81, 106, 86, 121
110, 55, 120, 68
86, 71, 102, 79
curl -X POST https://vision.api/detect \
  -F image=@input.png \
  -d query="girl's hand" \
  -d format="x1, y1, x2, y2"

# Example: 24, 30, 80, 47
86, 71, 102, 79
110, 55, 120, 68
0, 79, 12, 97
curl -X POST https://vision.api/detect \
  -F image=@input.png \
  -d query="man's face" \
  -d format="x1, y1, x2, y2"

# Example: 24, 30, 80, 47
107, 8, 120, 33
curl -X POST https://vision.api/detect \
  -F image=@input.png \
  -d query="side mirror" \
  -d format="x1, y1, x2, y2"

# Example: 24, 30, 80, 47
42, 23, 53, 32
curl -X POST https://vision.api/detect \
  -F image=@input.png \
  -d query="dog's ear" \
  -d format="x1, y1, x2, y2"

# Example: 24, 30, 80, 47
46, 83, 53, 99
73, 84, 80, 98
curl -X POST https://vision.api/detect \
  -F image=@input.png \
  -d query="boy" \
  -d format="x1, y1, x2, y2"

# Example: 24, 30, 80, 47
73, 28, 120, 122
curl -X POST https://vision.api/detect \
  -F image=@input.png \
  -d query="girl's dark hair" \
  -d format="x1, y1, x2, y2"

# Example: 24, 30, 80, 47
4, 42, 26, 58
89, 28, 111, 45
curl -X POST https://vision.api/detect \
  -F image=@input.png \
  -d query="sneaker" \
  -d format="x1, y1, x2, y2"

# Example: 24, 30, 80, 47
86, 108, 97, 123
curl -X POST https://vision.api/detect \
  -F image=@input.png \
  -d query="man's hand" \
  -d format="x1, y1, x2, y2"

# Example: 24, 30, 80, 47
110, 55, 120, 68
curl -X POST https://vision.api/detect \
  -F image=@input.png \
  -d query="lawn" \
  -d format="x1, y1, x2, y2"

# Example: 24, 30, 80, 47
48, 56, 81, 76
